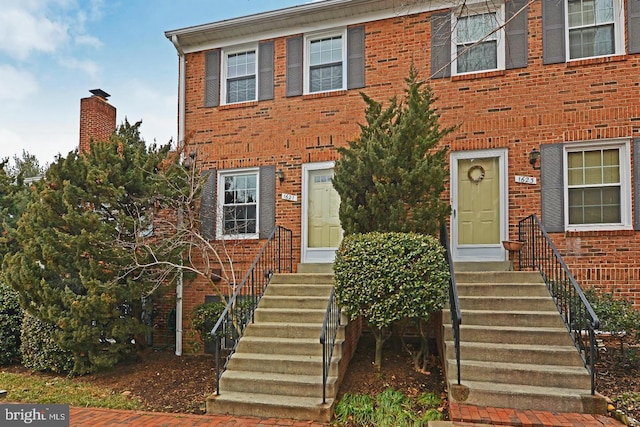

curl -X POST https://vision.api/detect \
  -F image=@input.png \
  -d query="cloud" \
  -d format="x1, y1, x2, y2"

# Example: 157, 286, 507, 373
62, 58, 100, 80
75, 34, 103, 48
0, 4, 69, 60
0, 65, 38, 101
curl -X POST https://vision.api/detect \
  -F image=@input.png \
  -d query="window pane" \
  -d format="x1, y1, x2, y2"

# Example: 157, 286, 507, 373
310, 64, 343, 92
310, 36, 342, 66
457, 41, 497, 73
227, 77, 256, 103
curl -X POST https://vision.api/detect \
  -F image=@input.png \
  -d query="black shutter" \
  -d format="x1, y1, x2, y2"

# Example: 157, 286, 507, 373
505, 0, 528, 69
347, 26, 365, 89
258, 41, 274, 101
628, 0, 640, 54
634, 138, 640, 230
200, 169, 217, 239
286, 36, 303, 97
431, 12, 451, 79
542, 0, 566, 64
204, 50, 220, 107
259, 166, 276, 239
540, 144, 565, 232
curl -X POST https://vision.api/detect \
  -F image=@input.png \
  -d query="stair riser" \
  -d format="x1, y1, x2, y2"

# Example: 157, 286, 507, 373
444, 343, 585, 366
457, 328, 574, 346
236, 340, 342, 356
259, 296, 330, 309
254, 309, 326, 323
264, 284, 333, 297
219, 375, 335, 398
455, 271, 543, 284
457, 284, 551, 297
244, 323, 344, 339
447, 361, 592, 389
458, 312, 566, 328
456, 388, 585, 413
227, 356, 339, 376
459, 298, 558, 312
271, 274, 334, 285
206, 399, 333, 423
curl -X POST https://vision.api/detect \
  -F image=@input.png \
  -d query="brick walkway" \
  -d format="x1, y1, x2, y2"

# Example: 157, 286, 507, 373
69, 407, 326, 427
449, 404, 624, 426
65, 404, 626, 426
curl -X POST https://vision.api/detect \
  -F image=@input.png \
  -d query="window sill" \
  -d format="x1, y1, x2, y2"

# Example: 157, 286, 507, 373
451, 70, 506, 81
303, 90, 347, 100
219, 101, 259, 110
565, 228, 635, 237
566, 54, 628, 68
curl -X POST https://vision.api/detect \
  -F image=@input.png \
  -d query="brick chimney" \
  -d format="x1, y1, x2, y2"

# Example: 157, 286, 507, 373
79, 89, 116, 153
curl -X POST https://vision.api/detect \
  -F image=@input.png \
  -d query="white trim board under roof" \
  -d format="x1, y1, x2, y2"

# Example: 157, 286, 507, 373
165, 0, 447, 53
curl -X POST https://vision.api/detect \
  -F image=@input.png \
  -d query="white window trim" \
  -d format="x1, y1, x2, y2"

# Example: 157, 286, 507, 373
216, 167, 260, 240
563, 139, 632, 231
220, 43, 258, 105
304, 28, 347, 95
565, 0, 625, 61
451, 3, 505, 76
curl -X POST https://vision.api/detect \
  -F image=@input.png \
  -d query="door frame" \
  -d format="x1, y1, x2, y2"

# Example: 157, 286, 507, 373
301, 161, 339, 264
450, 148, 509, 261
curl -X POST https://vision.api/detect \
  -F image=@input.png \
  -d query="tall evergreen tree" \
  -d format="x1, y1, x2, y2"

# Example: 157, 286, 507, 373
3, 121, 177, 374
333, 65, 455, 235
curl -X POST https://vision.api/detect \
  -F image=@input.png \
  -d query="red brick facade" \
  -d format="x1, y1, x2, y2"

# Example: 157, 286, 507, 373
167, 0, 640, 323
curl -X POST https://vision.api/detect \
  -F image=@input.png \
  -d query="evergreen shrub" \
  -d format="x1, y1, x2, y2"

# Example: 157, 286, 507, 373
0, 282, 23, 364
20, 312, 74, 373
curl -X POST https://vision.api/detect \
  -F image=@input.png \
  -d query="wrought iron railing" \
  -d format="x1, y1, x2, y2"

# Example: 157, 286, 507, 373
439, 223, 462, 385
211, 226, 293, 394
319, 288, 341, 404
518, 214, 599, 394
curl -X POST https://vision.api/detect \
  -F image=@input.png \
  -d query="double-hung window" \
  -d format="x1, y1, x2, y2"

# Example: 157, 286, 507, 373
306, 30, 346, 93
222, 47, 257, 104
567, 0, 618, 59
218, 169, 259, 238
564, 141, 631, 230
453, 6, 505, 75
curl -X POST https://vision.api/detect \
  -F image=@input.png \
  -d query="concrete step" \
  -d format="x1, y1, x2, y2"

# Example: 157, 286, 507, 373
458, 310, 567, 328
219, 370, 337, 398
456, 283, 551, 297
254, 308, 327, 323
297, 263, 334, 274
453, 261, 512, 272
455, 271, 543, 284
259, 295, 330, 309
264, 283, 333, 297
270, 273, 334, 285
227, 352, 339, 376
458, 296, 558, 311
444, 341, 586, 366
448, 359, 591, 389
244, 322, 326, 339
207, 391, 334, 422
457, 380, 590, 413
235, 336, 341, 356
451, 324, 574, 346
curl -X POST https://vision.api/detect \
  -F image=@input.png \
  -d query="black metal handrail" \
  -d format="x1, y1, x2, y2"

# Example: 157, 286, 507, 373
518, 214, 599, 395
439, 223, 462, 385
319, 287, 341, 404
211, 226, 293, 394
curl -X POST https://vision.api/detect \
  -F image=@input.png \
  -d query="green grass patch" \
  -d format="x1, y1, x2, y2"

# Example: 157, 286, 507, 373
0, 371, 141, 410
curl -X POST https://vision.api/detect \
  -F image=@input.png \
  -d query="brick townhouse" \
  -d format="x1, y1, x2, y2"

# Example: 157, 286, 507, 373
165, 0, 640, 344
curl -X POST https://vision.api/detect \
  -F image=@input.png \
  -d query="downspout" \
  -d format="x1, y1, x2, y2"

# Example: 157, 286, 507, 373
170, 34, 186, 356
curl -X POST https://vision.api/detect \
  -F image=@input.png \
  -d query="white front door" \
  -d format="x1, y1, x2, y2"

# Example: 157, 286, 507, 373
301, 162, 343, 263
451, 149, 508, 261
